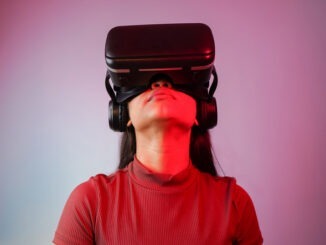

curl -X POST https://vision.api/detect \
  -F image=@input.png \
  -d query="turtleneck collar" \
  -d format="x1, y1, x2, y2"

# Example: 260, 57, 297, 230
128, 156, 198, 192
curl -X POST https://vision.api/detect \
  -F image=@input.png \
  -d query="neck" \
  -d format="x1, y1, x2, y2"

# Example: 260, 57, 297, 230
135, 126, 191, 175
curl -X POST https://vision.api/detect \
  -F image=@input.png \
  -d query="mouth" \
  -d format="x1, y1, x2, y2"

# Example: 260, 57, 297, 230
147, 90, 176, 102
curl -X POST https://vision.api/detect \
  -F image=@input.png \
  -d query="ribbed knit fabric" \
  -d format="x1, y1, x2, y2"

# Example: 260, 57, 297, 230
53, 158, 263, 244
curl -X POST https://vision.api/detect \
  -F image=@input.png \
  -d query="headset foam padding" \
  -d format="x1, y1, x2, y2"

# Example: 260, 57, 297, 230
109, 101, 129, 132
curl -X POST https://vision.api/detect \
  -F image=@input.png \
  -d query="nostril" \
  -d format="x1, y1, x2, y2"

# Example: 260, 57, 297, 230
163, 82, 170, 87
151, 80, 172, 89
151, 82, 160, 88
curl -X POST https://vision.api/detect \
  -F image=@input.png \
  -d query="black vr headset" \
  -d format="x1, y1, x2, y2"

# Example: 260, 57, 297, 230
105, 23, 218, 132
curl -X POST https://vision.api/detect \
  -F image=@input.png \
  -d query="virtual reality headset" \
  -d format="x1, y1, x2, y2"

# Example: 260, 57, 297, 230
105, 23, 218, 103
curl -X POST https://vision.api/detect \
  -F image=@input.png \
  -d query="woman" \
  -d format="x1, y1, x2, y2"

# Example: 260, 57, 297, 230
53, 24, 263, 244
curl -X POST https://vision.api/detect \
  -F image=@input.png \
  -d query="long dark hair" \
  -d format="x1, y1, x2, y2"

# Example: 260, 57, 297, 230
118, 126, 219, 176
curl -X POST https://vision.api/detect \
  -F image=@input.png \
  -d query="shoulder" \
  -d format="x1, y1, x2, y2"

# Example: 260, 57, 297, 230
196, 172, 257, 213
214, 178, 263, 244
71, 168, 129, 199
196, 171, 237, 194
199, 172, 252, 199
60, 168, 129, 212
54, 172, 129, 244
208, 175, 263, 243
212, 176, 256, 213
210, 176, 254, 207
57, 169, 129, 226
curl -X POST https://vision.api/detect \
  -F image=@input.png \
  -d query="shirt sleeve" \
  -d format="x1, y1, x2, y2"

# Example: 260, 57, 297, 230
53, 179, 98, 245
233, 184, 263, 245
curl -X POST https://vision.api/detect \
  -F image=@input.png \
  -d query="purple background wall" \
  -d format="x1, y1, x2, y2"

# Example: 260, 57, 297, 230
1, 0, 325, 244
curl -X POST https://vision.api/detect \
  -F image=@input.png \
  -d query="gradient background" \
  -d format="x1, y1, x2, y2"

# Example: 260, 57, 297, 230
1, 0, 325, 244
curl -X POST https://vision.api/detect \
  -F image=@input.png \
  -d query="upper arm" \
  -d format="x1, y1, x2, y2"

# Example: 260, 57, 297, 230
233, 185, 263, 244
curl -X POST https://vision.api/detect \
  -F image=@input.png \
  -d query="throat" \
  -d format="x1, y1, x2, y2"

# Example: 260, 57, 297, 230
135, 129, 191, 175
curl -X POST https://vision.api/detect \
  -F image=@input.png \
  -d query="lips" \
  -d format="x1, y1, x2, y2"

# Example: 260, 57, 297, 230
147, 89, 176, 102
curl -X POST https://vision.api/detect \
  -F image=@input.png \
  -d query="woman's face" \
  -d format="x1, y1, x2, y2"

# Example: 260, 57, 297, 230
128, 80, 196, 131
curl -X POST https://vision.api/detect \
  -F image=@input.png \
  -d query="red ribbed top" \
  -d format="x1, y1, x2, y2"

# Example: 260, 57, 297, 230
54, 158, 263, 244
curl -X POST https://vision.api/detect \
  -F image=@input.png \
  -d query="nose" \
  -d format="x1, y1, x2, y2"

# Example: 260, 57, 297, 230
150, 80, 172, 89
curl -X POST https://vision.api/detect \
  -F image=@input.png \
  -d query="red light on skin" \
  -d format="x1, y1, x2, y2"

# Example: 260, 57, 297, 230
148, 92, 175, 102
147, 80, 175, 102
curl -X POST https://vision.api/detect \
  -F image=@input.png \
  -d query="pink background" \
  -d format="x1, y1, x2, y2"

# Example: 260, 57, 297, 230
1, 0, 325, 244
